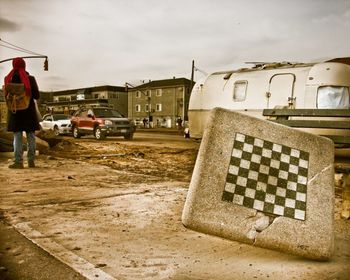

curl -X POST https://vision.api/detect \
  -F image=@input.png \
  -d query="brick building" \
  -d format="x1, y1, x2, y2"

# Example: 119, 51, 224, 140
127, 78, 194, 128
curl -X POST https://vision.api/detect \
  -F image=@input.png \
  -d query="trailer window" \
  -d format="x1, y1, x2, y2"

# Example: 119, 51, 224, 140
233, 81, 247, 102
317, 86, 349, 109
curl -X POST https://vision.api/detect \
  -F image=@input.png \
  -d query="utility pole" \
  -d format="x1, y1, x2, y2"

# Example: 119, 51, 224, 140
191, 60, 195, 87
185, 60, 195, 121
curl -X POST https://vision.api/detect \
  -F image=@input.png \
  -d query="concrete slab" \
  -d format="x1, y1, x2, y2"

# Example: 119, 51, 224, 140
182, 108, 335, 260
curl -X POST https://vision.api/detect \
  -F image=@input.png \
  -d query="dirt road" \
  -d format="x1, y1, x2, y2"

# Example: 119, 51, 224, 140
0, 131, 349, 280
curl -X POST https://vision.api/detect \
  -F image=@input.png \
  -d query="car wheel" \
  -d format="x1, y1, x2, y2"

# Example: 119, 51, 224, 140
53, 126, 60, 136
124, 133, 133, 140
94, 127, 106, 140
73, 126, 81, 138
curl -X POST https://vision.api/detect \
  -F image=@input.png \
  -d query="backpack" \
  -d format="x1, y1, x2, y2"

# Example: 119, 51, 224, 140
3, 83, 31, 113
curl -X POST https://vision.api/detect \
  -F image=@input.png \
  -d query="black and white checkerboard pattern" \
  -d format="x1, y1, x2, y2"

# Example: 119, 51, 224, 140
222, 132, 309, 221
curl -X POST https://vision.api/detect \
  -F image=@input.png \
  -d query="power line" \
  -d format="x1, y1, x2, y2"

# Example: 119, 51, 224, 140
0, 43, 40, 55
0, 38, 44, 56
0, 38, 49, 71
194, 66, 208, 76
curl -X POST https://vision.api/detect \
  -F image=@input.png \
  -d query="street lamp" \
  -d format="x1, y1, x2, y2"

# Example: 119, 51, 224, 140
0, 55, 49, 71
0, 39, 49, 71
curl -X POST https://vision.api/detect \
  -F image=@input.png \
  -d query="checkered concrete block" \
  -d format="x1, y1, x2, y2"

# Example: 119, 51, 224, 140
182, 108, 334, 260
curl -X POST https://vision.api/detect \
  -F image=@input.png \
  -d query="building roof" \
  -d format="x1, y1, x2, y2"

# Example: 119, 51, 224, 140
131, 78, 193, 90
47, 85, 126, 96
46, 98, 109, 106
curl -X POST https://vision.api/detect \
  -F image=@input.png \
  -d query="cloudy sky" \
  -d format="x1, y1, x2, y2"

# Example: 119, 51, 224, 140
1, 0, 349, 91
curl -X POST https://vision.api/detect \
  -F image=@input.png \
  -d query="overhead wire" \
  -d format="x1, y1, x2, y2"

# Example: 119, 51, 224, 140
0, 38, 44, 56
0, 39, 48, 70
0, 43, 39, 55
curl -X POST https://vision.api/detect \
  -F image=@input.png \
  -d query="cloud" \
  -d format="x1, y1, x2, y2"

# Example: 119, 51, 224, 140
38, 75, 71, 91
1, 0, 350, 91
0, 17, 21, 32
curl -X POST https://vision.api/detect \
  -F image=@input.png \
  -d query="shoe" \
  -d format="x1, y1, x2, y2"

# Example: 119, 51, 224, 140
28, 161, 35, 168
9, 162, 24, 169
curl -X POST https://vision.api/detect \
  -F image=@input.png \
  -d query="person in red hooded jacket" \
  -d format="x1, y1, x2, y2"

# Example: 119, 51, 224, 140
4, 57, 40, 168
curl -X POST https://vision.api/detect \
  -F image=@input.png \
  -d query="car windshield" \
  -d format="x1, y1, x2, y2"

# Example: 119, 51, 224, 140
53, 114, 70, 120
93, 108, 123, 118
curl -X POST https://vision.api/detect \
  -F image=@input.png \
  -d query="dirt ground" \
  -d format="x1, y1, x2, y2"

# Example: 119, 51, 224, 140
0, 131, 349, 280
47, 134, 199, 183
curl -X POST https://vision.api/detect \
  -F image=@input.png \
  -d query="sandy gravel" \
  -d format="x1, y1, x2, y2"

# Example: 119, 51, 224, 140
0, 132, 349, 280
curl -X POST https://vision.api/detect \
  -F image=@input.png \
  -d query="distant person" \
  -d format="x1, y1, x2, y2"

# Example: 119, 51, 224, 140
4, 57, 40, 168
143, 118, 147, 128
177, 117, 183, 129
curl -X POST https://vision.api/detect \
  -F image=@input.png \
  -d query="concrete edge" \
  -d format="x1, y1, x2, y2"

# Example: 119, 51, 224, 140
13, 222, 116, 280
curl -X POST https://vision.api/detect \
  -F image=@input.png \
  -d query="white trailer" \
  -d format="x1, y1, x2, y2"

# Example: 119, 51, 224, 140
188, 58, 350, 139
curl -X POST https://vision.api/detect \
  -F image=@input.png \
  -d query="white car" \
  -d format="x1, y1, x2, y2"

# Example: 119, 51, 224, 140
40, 114, 72, 136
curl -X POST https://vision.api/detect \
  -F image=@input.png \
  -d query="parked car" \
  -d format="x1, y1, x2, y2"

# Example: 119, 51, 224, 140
70, 107, 135, 140
40, 113, 72, 136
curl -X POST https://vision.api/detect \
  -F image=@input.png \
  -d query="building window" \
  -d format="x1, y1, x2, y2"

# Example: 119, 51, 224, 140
156, 89, 162, 96
58, 96, 70, 101
146, 90, 151, 97
233, 80, 248, 102
145, 104, 151, 112
135, 104, 141, 112
156, 104, 162, 111
108, 93, 117, 99
136, 91, 141, 98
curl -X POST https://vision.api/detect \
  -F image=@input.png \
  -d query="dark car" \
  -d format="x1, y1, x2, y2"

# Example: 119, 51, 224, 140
70, 107, 135, 140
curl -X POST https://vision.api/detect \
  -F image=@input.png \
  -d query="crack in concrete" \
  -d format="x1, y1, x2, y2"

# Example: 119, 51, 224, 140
308, 164, 333, 185
246, 213, 276, 244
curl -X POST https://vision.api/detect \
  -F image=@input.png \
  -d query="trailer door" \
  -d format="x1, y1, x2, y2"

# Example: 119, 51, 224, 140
267, 73, 295, 108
